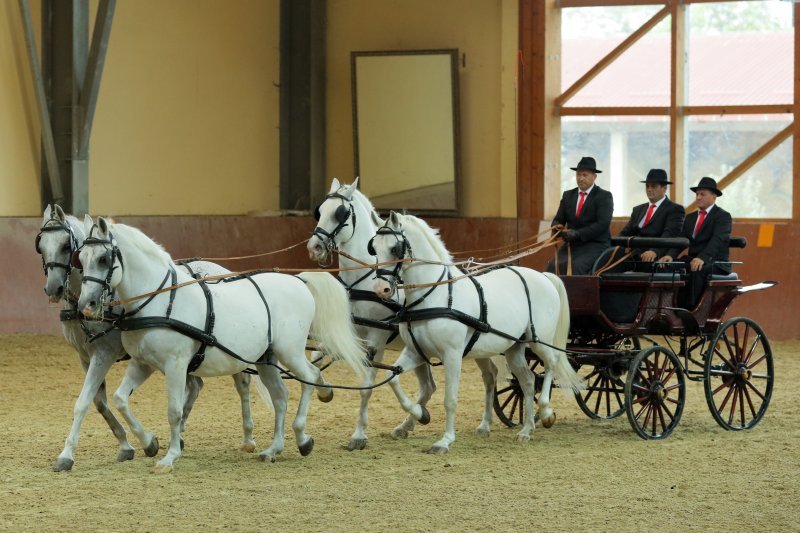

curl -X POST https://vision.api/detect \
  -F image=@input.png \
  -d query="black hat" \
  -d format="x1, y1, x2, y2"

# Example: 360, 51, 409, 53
641, 168, 672, 184
569, 156, 602, 174
690, 176, 723, 197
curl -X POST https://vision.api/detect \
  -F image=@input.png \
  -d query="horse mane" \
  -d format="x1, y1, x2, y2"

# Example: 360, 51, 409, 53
345, 186, 382, 224
401, 214, 452, 263
110, 222, 174, 267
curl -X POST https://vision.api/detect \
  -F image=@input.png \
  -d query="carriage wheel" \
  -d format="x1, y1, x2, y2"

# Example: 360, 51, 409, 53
703, 317, 774, 431
625, 346, 685, 440
493, 348, 545, 428
574, 337, 640, 420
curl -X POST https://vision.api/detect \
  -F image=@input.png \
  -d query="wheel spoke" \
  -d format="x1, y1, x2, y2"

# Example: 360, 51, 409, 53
747, 353, 768, 371
723, 334, 738, 364
727, 384, 740, 426
742, 384, 758, 419
738, 386, 746, 427
500, 390, 517, 410
713, 345, 736, 374
744, 379, 767, 402
743, 333, 761, 366
508, 394, 520, 422
733, 324, 742, 360
717, 379, 737, 410
604, 378, 612, 416
656, 404, 668, 434
740, 323, 750, 362
496, 384, 516, 396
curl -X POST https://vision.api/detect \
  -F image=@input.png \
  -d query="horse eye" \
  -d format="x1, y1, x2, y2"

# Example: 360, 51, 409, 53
98, 256, 108, 266
61, 243, 71, 252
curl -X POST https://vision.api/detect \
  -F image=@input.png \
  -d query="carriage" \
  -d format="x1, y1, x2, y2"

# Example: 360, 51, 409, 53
493, 235, 776, 439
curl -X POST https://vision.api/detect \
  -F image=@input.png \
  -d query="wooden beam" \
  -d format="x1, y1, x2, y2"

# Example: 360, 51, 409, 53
18, 0, 63, 202
686, 124, 793, 212
78, 0, 115, 158
555, 5, 669, 108
558, 0, 665, 7
669, 1, 687, 205
684, 105, 794, 116
559, 106, 669, 116
794, 4, 800, 222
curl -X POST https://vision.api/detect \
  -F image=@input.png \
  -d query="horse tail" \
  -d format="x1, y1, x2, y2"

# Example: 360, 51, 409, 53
251, 369, 274, 412
296, 272, 369, 378
542, 272, 583, 394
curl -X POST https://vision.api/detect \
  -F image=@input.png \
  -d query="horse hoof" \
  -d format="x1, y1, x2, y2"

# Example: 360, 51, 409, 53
240, 442, 256, 453
515, 433, 531, 443
347, 438, 367, 451
417, 406, 431, 425
180, 438, 185, 450
53, 457, 74, 472
318, 387, 334, 403
151, 463, 174, 474
426, 445, 448, 455
143, 437, 160, 458
541, 412, 556, 429
116, 448, 135, 462
475, 427, 490, 437
258, 452, 277, 463
298, 437, 315, 457
391, 428, 409, 440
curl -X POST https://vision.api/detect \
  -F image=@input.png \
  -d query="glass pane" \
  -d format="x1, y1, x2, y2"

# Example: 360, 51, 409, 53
562, 6, 671, 107
721, 137, 792, 219
688, 1, 793, 105
686, 114, 792, 218
562, 116, 669, 217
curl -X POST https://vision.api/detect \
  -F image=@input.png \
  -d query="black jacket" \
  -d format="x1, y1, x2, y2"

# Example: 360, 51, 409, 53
667, 205, 732, 273
551, 186, 613, 246
619, 197, 685, 256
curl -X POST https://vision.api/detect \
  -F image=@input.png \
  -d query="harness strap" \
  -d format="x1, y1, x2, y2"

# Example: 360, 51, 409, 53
182, 263, 213, 373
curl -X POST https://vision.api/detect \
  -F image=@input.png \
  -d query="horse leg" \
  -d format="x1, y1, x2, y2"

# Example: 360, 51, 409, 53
113, 359, 160, 457
54, 350, 133, 471
231, 372, 257, 452
152, 359, 189, 473
428, 353, 462, 454
391, 363, 436, 439
348, 345, 381, 451
473, 358, 498, 437
532, 344, 557, 429
282, 357, 320, 457
506, 345, 538, 442
385, 347, 430, 431
256, 364, 287, 463
180, 375, 204, 433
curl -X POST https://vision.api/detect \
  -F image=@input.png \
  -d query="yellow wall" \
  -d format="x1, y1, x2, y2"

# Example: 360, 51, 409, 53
3, 0, 517, 217
0, 1, 41, 216
326, 0, 518, 217
2, 0, 280, 216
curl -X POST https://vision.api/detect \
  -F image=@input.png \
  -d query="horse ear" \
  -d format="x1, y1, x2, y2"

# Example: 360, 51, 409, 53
83, 214, 94, 233
352, 176, 360, 190
54, 204, 66, 222
370, 210, 384, 227
43, 204, 52, 221
98, 217, 110, 235
329, 177, 341, 192
389, 211, 401, 227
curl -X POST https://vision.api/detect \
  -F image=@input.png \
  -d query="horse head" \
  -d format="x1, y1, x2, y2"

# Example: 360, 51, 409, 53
36, 204, 82, 303
77, 216, 123, 318
308, 177, 366, 264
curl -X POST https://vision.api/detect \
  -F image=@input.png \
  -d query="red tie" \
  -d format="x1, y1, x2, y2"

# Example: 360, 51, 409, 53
576, 191, 587, 217
643, 203, 656, 227
693, 209, 707, 237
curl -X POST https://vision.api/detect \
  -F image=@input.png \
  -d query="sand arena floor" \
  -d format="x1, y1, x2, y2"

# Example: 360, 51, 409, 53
0, 334, 798, 531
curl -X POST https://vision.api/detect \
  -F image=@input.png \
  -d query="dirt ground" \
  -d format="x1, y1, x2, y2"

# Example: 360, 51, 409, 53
0, 333, 798, 531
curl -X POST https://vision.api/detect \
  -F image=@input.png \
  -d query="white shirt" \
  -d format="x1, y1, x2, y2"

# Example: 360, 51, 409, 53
638, 196, 667, 228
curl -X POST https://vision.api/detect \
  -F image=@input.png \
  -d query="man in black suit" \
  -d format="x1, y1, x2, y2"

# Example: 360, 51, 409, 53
547, 156, 614, 275
661, 177, 732, 309
619, 168, 685, 268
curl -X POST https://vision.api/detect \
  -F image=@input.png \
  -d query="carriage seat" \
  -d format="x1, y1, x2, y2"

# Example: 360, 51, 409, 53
710, 272, 738, 281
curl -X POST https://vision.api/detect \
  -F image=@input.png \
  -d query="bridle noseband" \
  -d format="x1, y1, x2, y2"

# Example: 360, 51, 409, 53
312, 192, 357, 255
35, 215, 80, 277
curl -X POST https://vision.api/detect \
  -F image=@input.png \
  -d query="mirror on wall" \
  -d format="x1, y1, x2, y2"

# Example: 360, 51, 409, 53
351, 49, 461, 214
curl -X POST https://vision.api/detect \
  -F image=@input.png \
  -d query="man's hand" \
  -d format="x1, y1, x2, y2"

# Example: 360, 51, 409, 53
657, 255, 673, 268
690, 257, 705, 272
561, 229, 579, 243
640, 250, 657, 262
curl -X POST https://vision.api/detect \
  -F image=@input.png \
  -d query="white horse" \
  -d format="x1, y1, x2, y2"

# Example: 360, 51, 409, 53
36, 205, 259, 471
76, 216, 368, 473
370, 211, 583, 453
307, 178, 438, 450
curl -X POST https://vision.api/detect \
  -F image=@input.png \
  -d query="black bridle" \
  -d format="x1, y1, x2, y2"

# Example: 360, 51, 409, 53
75, 225, 125, 309
367, 224, 412, 297
35, 215, 80, 277
312, 192, 357, 254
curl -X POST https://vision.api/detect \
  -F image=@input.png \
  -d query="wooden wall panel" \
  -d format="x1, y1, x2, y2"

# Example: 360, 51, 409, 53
7, 217, 799, 339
